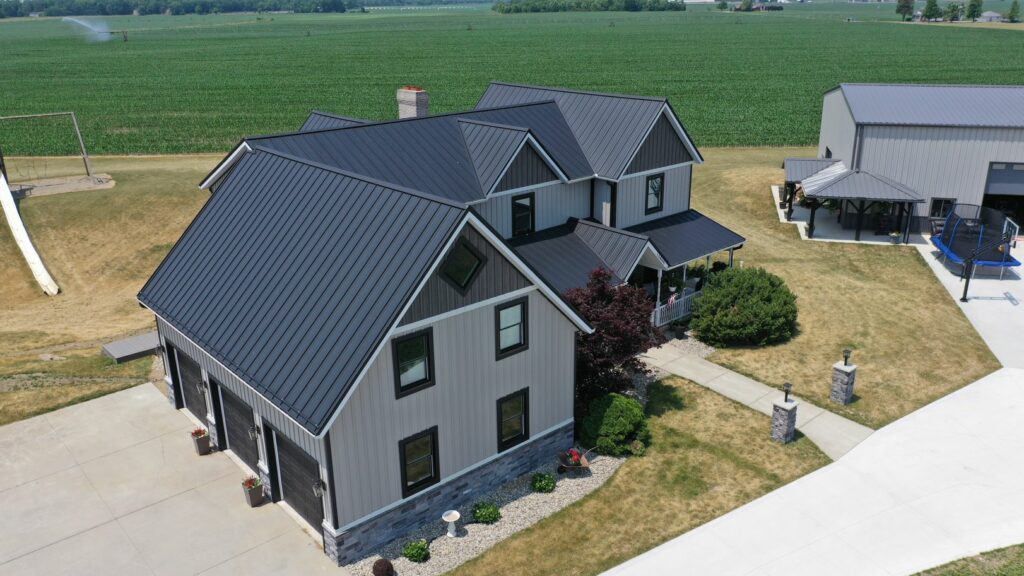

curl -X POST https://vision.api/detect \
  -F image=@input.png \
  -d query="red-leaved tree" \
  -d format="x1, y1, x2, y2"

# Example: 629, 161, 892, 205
564, 268, 666, 413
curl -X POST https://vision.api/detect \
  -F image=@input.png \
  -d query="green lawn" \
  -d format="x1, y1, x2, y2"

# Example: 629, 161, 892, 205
2, 4, 1023, 155
917, 545, 1024, 576
450, 376, 831, 576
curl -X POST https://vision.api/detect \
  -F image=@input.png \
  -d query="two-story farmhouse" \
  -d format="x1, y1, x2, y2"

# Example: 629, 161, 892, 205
138, 83, 743, 565
783, 84, 1024, 241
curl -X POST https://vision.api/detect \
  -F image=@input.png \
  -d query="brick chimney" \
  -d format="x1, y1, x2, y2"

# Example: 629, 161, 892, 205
397, 85, 429, 119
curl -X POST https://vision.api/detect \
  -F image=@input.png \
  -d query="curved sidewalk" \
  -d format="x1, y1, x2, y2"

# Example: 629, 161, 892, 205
642, 345, 873, 460
607, 367, 1024, 576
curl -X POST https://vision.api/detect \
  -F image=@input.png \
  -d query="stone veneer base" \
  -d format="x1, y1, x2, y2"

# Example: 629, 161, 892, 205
323, 422, 575, 565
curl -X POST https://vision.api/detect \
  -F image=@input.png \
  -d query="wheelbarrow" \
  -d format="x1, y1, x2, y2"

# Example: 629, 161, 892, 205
556, 447, 594, 474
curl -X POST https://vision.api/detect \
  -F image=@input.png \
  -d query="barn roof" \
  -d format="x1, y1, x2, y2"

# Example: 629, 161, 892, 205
834, 84, 1024, 129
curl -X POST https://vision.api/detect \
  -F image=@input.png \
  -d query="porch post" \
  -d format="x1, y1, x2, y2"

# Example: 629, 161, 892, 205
808, 201, 818, 238
855, 199, 866, 241
786, 184, 796, 221
656, 268, 663, 306
705, 255, 711, 274
728, 248, 735, 268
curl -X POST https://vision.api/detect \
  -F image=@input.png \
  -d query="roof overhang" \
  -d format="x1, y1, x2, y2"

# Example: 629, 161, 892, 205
199, 141, 251, 191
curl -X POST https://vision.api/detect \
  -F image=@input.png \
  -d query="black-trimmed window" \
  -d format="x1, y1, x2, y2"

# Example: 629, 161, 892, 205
441, 238, 485, 294
511, 193, 535, 237
399, 427, 439, 497
930, 198, 956, 219
645, 174, 664, 215
393, 329, 434, 398
497, 388, 529, 451
495, 297, 528, 359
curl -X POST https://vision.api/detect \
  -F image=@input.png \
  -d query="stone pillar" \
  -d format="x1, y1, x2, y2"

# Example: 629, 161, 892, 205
830, 362, 857, 405
771, 399, 797, 444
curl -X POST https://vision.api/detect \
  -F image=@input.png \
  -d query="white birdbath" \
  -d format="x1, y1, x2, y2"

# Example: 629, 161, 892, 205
442, 510, 461, 538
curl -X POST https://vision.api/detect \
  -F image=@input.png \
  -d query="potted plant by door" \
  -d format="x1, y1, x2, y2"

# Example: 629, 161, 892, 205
242, 476, 264, 507
191, 428, 211, 456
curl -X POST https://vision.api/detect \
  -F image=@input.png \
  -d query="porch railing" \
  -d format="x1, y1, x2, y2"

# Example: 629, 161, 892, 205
651, 289, 700, 327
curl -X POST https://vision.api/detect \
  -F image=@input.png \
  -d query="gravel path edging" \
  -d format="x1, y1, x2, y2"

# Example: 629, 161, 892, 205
346, 455, 625, 576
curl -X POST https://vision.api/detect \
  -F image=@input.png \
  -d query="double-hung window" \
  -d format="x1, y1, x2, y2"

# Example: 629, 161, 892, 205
495, 297, 528, 360
393, 329, 434, 398
645, 174, 664, 215
399, 427, 439, 497
512, 193, 535, 237
496, 388, 529, 452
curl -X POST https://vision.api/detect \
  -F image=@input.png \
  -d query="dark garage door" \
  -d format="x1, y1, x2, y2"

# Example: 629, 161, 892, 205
275, 432, 323, 529
220, 387, 260, 473
176, 352, 207, 424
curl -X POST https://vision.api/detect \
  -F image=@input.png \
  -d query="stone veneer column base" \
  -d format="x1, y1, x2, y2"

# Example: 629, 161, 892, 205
323, 422, 575, 565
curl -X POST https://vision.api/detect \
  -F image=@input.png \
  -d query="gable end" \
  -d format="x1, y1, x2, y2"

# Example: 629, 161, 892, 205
625, 114, 693, 176
496, 143, 560, 193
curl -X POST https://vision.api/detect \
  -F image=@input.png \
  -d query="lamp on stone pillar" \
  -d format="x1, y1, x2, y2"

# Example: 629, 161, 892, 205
843, 348, 852, 366
783, 382, 792, 402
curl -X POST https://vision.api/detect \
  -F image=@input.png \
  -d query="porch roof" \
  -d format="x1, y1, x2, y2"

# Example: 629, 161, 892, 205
509, 218, 655, 293
802, 166, 924, 203
784, 157, 841, 183
626, 210, 745, 269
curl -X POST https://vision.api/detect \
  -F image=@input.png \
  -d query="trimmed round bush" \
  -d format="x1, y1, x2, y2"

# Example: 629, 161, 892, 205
531, 472, 556, 493
372, 558, 395, 576
580, 393, 651, 456
690, 267, 798, 347
472, 501, 501, 524
402, 539, 430, 563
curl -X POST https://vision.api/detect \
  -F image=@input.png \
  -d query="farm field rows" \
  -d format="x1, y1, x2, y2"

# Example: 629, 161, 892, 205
2, 3, 1024, 155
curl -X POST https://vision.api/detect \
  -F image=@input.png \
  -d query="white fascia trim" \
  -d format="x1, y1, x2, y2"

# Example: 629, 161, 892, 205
199, 141, 251, 190
329, 418, 573, 535
316, 213, 473, 437
663, 242, 745, 271
619, 161, 695, 181
661, 104, 704, 167
466, 213, 593, 334
626, 243, 670, 278
391, 286, 538, 337
485, 135, 569, 197
149, 308, 321, 440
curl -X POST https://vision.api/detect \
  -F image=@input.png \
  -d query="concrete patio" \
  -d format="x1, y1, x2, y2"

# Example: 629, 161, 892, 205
770, 186, 929, 246
0, 383, 338, 576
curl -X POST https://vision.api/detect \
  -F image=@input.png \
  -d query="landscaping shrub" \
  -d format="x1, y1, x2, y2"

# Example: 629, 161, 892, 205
531, 472, 556, 493
372, 558, 395, 576
580, 393, 651, 456
402, 539, 430, 563
472, 501, 502, 524
691, 267, 798, 347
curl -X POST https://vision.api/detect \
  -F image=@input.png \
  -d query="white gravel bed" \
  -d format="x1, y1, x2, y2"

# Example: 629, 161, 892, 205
665, 329, 715, 359
345, 454, 625, 576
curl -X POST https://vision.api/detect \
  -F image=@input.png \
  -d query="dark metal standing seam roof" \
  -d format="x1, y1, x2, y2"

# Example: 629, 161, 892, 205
626, 210, 746, 269
509, 219, 651, 293
248, 102, 592, 204
836, 84, 1024, 128
300, 111, 370, 132
802, 169, 924, 203
476, 82, 697, 178
458, 120, 530, 194
138, 148, 467, 435
784, 158, 841, 183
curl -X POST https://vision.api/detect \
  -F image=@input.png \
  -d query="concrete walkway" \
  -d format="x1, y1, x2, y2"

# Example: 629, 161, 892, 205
0, 384, 336, 576
606, 367, 1024, 576
643, 345, 873, 460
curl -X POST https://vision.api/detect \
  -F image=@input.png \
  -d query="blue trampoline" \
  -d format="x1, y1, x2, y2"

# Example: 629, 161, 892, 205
931, 204, 1021, 270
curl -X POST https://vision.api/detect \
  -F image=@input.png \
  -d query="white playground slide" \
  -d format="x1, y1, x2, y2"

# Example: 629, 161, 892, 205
0, 172, 59, 295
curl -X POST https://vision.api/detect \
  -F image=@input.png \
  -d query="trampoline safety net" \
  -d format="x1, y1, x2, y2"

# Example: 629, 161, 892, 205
932, 204, 1021, 267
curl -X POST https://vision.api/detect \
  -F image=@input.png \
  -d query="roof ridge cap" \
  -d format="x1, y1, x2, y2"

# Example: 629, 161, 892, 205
489, 81, 667, 103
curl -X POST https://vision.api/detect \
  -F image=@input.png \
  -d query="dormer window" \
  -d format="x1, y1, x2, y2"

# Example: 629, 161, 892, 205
645, 174, 664, 215
511, 193, 535, 237
441, 238, 485, 293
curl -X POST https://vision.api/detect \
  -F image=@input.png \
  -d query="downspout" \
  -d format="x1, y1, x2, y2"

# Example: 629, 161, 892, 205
323, 432, 340, 531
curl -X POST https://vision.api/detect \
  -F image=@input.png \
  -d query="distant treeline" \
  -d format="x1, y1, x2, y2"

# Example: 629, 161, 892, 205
492, 0, 684, 12
0, 0, 360, 17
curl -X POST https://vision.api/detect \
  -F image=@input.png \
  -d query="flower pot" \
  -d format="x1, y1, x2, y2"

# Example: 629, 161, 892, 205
243, 484, 264, 508
192, 434, 211, 456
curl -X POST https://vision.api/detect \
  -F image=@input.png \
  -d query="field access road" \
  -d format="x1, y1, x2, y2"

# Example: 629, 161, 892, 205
0, 384, 338, 576
605, 367, 1024, 576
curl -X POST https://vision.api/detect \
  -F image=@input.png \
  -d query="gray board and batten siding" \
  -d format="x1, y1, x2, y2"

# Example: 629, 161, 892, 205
495, 143, 560, 193
330, 289, 577, 529
474, 179, 592, 239
401, 225, 532, 326
624, 113, 693, 176
459, 120, 531, 194
615, 164, 692, 229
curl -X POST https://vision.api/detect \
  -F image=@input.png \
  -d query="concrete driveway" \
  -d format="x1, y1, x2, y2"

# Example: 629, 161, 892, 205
0, 384, 338, 576
605, 367, 1024, 576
